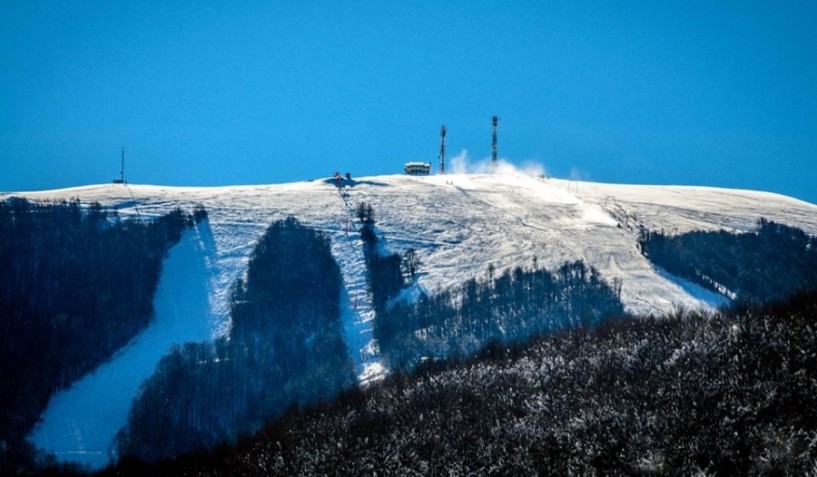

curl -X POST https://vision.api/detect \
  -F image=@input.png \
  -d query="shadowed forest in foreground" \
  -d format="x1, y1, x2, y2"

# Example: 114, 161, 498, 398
93, 290, 817, 476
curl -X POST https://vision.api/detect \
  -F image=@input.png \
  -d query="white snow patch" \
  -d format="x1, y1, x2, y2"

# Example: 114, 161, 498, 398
654, 268, 731, 310
580, 203, 620, 227
27, 222, 217, 469
360, 361, 388, 385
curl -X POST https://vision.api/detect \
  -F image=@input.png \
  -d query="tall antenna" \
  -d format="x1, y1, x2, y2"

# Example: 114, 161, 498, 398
491, 116, 498, 173
113, 147, 126, 184
439, 124, 447, 174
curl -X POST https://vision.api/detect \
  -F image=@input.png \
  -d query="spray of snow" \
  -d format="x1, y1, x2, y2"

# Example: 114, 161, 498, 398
448, 150, 548, 178
569, 167, 591, 181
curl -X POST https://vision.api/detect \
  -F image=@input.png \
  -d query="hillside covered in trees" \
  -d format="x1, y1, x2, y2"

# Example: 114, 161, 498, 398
114, 217, 355, 462
639, 219, 817, 304
89, 290, 817, 476
376, 260, 625, 371
0, 198, 195, 472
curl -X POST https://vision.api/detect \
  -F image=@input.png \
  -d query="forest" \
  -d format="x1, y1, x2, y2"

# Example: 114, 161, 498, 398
114, 217, 355, 463
0, 198, 195, 473
91, 290, 817, 476
376, 260, 626, 371
639, 219, 817, 304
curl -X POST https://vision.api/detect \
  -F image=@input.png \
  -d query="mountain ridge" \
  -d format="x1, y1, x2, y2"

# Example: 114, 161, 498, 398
6, 173, 817, 468
5, 173, 816, 318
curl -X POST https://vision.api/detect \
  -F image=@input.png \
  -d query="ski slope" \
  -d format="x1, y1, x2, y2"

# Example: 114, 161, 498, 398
6, 173, 817, 468
27, 223, 217, 468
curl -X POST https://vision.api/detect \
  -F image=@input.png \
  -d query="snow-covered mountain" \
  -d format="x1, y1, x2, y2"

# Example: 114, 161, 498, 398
6, 172, 817, 467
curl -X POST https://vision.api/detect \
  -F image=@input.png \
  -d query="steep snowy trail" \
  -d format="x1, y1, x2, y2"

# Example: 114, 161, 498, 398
27, 222, 217, 468
329, 186, 386, 384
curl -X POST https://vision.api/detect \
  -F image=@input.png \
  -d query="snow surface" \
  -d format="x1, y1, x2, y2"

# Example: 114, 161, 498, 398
26, 220, 217, 468
6, 173, 817, 468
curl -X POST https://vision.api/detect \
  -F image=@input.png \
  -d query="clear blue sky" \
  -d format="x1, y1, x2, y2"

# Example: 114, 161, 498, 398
2, 1, 815, 203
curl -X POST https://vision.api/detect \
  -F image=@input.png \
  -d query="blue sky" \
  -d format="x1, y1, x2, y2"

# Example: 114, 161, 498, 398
2, 1, 815, 204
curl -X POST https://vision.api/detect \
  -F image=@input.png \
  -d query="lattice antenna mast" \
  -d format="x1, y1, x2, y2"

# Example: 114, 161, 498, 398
113, 147, 126, 184
491, 116, 498, 173
439, 124, 447, 174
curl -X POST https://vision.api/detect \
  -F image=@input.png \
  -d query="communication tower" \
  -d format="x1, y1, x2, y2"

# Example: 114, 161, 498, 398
491, 116, 499, 173
113, 147, 126, 184
439, 124, 447, 174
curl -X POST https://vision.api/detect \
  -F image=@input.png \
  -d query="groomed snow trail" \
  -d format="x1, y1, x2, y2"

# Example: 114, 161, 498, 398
331, 185, 386, 384
27, 222, 217, 469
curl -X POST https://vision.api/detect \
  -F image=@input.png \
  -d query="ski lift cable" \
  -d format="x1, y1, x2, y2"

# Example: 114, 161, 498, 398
123, 183, 142, 221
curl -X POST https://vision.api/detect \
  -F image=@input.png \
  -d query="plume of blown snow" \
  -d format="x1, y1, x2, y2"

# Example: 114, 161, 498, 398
449, 150, 548, 178
569, 167, 591, 181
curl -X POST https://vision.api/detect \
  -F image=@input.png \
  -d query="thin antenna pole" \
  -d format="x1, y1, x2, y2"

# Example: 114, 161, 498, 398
120, 147, 125, 184
439, 124, 447, 174
491, 116, 498, 173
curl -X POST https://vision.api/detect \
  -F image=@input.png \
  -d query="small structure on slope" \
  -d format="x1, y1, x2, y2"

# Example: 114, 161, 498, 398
404, 162, 431, 175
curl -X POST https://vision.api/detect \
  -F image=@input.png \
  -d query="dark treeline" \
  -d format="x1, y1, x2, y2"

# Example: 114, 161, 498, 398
91, 290, 817, 476
640, 219, 817, 304
115, 217, 355, 463
0, 198, 193, 473
358, 202, 405, 314
377, 260, 626, 371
